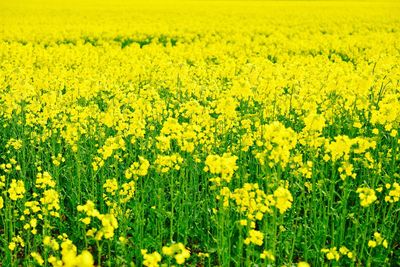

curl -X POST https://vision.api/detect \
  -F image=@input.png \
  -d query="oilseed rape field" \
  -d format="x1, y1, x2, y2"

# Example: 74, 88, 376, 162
0, 0, 400, 266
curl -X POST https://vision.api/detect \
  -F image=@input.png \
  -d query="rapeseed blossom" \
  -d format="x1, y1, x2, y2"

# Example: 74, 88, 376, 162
273, 187, 293, 214
356, 187, 377, 207
8, 179, 26, 201
162, 243, 191, 264
141, 250, 162, 267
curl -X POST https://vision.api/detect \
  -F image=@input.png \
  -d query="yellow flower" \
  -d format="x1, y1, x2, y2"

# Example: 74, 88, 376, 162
6, 138, 23, 150
382, 239, 388, 248
31, 252, 44, 266
368, 240, 377, 248
356, 187, 377, 207
125, 157, 150, 179
162, 243, 190, 264
298, 262, 310, 267
141, 250, 162, 267
260, 250, 275, 261
368, 232, 388, 249
339, 246, 349, 254
36, 172, 56, 188
75, 250, 94, 267
244, 230, 264, 246
385, 182, 400, 203
103, 178, 119, 195
77, 200, 100, 217
204, 153, 238, 183
321, 247, 340, 261
43, 236, 60, 251
40, 189, 60, 216
155, 154, 184, 173
99, 213, 119, 239
162, 246, 174, 256
303, 112, 326, 133
8, 242, 16, 251
347, 251, 354, 259
80, 217, 91, 225
48, 255, 63, 267
8, 179, 26, 201
273, 187, 293, 214
175, 253, 186, 265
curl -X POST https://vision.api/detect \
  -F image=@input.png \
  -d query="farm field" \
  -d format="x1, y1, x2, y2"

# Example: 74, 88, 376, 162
0, 0, 400, 266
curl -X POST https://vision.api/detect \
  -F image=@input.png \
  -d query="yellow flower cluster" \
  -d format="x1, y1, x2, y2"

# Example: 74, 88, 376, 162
385, 183, 400, 203
103, 175, 136, 208
220, 184, 272, 220
31, 252, 44, 266
219, 182, 292, 248
254, 122, 297, 168
244, 229, 264, 246
221, 183, 293, 219
321, 246, 355, 261
141, 242, 191, 266
158, 117, 201, 153
8, 235, 25, 251
155, 153, 184, 173
368, 232, 388, 249
141, 250, 162, 267
48, 238, 94, 267
260, 249, 275, 261
162, 242, 191, 264
6, 138, 23, 150
273, 187, 294, 214
205, 153, 238, 184
0, 158, 21, 174
43, 236, 60, 251
125, 156, 150, 179
77, 200, 118, 240
51, 153, 65, 167
14, 171, 60, 239
92, 136, 126, 170
356, 187, 377, 207
8, 179, 26, 201
37, 172, 60, 216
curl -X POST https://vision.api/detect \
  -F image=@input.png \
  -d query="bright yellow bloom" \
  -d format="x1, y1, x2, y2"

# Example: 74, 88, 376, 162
8, 179, 26, 201
321, 247, 340, 261
298, 262, 310, 267
31, 252, 44, 266
141, 250, 162, 267
356, 187, 377, 207
60, 239, 94, 267
162, 243, 190, 264
368, 240, 377, 248
385, 182, 400, 203
273, 187, 293, 214
368, 232, 388, 249
260, 250, 275, 261
244, 230, 264, 246
204, 153, 238, 183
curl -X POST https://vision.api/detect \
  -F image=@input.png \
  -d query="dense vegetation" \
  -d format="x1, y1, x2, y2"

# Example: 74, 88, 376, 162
0, 1, 399, 266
